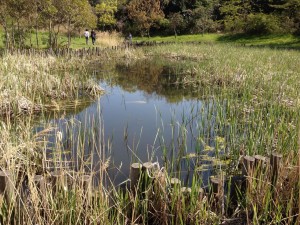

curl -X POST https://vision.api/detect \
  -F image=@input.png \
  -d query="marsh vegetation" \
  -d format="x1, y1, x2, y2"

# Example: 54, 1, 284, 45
0, 43, 300, 224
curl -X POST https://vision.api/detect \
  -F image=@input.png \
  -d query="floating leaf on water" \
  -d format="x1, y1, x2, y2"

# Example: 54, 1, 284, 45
203, 145, 214, 152
195, 164, 211, 172
199, 155, 215, 162
182, 153, 197, 159
215, 136, 225, 144
211, 158, 231, 166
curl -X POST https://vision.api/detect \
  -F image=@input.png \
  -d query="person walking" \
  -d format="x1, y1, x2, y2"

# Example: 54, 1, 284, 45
91, 29, 96, 45
84, 29, 90, 45
128, 33, 132, 45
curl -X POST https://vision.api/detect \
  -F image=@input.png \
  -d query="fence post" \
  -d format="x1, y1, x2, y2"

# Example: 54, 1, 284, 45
270, 152, 282, 186
0, 170, 15, 206
130, 163, 142, 192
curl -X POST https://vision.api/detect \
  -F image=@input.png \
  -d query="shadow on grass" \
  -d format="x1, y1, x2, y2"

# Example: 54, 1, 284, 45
217, 33, 300, 50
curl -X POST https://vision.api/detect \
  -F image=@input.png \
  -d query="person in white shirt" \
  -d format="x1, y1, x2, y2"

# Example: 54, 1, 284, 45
84, 29, 90, 45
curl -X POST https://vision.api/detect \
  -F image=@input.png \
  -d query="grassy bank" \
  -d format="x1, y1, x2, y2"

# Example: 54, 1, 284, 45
1, 25, 299, 50
134, 33, 300, 50
0, 43, 300, 224
0, 29, 125, 49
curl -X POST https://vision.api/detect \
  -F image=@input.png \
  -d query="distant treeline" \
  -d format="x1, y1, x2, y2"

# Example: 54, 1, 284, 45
1, 0, 299, 49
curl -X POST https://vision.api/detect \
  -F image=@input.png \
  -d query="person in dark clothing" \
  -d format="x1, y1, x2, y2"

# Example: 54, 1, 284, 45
91, 29, 96, 45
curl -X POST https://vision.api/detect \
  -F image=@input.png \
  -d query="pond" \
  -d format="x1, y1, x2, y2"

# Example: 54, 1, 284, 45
35, 59, 230, 187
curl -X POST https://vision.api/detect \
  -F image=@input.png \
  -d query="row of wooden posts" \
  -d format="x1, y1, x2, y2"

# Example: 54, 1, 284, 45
0, 169, 92, 208
129, 152, 283, 215
2, 45, 131, 58
0, 152, 282, 215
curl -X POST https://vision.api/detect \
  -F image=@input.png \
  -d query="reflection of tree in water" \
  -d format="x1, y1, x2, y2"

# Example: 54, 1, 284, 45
114, 60, 201, 103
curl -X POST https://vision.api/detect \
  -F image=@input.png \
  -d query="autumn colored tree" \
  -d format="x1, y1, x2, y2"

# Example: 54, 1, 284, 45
127, 0, 164, 37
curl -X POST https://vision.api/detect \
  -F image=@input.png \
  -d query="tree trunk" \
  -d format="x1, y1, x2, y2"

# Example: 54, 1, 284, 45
68, 18, 71, 49
35, 22, 39, 48
49, 20, 52, 49
4, 20, 9, 50
12, 21, 15, 49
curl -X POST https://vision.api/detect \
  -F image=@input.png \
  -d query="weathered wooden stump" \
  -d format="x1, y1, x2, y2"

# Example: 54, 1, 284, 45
209, 176, 224, 214
242, 155, 255, 177
33, 175, 46, 196
225, 175, 244, 214
270, 152, 282, 186
170, 177, 181, 189
130, 163, 143, 192
0, 170, 15, 206
254, 155, 266, 177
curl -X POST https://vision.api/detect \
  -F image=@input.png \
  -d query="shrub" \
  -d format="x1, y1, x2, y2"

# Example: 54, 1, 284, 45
245, 13, 282, 35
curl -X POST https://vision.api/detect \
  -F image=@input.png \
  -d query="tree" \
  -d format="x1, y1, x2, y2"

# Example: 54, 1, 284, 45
0, 0, 36, 48
273, 0, 300, 34
0, 0, 11, 49
49, 0, 96, 48
219, 0, 252, 32
168, 12, 184, 37
95, 0, 117, 30
127, 0, 164, 37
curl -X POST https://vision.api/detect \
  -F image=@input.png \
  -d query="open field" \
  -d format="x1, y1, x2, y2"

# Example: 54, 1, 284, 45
0, 42, 300, 224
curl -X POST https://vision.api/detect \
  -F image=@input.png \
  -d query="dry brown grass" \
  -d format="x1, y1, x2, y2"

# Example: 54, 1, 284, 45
95, 31, 125, 47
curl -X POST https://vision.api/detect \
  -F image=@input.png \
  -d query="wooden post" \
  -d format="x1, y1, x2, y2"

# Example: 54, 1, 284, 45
170, 177, 181, 189
181, 187, 191, 196
242, 156, 255, 192
33, 175, 46, 196
210, 177, 221, 194
242, 156, 255, 177
209, 176, 224, 214
130, 163, 142, 192
81, 175, 92, 191
225, 175, 244, 213
50, 170, 62, 193
254, 155, 266, 177
142, 162, 159, 192
198, 188, 204, 201
0, 170, 15, 206
270, 152, 282, 185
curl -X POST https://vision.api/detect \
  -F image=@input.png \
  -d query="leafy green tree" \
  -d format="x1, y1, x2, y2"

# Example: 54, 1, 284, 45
0, 0, 36, 48
0, 0, 12, 48
127, 0, 164, 37
95, 0, 117, 30
220, 0, 251, 32
274, 0, 300, 34
192, 6, 216, 34
50, 0, 96, 48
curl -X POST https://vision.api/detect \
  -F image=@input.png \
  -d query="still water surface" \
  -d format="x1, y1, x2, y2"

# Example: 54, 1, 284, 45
37, 60, 227, 186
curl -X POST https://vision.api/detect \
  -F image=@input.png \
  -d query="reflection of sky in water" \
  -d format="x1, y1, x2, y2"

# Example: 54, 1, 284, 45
37, 81, 225, 186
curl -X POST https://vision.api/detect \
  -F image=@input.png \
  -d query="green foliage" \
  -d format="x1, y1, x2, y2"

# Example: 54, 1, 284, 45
245, 13, 282, 34
220, 0, 251, 32
95, 0, 117, 29
168, 13, 185, 36
191, 6, 219, 34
